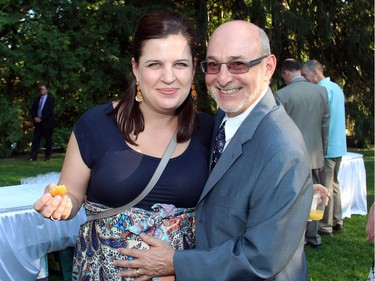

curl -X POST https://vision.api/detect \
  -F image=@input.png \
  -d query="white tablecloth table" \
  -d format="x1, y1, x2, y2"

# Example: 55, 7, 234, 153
0, 183, 87, 281
338, 152, 368, 218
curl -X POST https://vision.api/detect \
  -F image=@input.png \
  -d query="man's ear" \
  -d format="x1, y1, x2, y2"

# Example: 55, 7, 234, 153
264, 54, 277, 81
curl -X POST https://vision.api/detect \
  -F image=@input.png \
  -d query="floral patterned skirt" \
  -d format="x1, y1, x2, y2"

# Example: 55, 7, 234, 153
72, 200, 196, 281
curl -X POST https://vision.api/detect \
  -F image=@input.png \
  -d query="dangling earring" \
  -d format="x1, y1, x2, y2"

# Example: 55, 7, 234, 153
135, 81, 143, 102
191, 84, 197, 101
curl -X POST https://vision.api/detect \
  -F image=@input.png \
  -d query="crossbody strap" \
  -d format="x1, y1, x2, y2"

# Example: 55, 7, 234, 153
86, 131, 177, 221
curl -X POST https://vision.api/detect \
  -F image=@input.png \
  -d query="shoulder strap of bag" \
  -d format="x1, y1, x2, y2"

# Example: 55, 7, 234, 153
86, 131, 178, 221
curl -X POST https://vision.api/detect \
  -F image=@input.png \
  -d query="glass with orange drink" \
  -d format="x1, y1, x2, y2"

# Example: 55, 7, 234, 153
308, 192, 327, 221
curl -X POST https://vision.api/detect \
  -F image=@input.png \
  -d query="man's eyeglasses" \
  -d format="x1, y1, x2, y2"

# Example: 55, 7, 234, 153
200, 55, 268, 74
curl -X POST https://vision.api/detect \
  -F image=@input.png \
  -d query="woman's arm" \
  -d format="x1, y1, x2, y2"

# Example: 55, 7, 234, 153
34, 132, 90, 220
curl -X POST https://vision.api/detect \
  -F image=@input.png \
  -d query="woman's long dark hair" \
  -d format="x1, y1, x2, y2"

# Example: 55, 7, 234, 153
114, 11, 197, 145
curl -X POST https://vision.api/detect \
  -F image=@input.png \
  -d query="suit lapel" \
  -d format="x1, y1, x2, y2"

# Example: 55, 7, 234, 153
44, 96, 50, 106
200, 136, 243, 200
198, 89, 278, 203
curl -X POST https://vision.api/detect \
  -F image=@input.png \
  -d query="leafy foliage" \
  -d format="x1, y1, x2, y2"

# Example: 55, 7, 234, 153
0, 0, 373, 156
0, 96, 23, 157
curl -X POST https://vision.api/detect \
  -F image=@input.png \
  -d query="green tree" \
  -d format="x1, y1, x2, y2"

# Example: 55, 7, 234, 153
0, 0, 373, 157
274, 0, 374, 147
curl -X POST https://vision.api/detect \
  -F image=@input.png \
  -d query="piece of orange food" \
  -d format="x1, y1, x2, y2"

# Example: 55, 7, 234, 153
49, 185, 67, 197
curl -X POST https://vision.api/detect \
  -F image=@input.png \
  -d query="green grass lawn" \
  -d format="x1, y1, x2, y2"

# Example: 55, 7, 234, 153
0, 149, 374, 281
0, 153, 65, 186
305, 148, 374, 281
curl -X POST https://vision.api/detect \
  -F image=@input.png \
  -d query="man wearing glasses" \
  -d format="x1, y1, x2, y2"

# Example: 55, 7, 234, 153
116, 20, 312, 281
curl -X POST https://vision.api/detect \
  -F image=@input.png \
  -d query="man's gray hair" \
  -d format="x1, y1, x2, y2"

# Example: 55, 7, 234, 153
303, 59, 324, 73
259, 28, 271, 56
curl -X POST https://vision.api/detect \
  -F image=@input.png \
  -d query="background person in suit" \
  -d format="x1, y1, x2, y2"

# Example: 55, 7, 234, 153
301, 60, 347, 236
29, 84, 55, 161
115, 20, 313, 281
275, 58, 330, 248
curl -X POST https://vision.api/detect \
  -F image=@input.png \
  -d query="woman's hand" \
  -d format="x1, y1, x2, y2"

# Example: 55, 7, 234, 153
33, 183, 73, 221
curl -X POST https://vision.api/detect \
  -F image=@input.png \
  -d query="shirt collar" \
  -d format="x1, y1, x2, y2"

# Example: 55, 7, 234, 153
291, 75, 305, 82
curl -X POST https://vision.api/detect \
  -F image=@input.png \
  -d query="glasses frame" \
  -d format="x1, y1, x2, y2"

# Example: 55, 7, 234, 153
200, 55, 268, 74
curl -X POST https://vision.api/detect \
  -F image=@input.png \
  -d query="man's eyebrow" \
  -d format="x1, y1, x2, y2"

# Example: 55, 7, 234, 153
206, 55, 244, 61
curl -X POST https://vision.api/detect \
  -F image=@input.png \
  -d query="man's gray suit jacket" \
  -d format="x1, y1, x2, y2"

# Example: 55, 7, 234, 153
174, 89, 313, 281
275, 77, 330, 169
